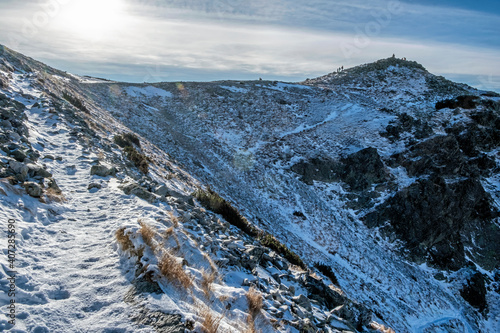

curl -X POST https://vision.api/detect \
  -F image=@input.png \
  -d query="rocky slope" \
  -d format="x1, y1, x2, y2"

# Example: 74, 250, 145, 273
1, 45, 499, 332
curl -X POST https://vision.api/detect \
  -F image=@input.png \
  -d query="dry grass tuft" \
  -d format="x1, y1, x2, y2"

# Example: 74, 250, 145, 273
200, 269, 218, 299
162, 229, 181, 252
164, 226, 175, 238
139, 220, 156, 250
158, 251, 192, 289
247, 287, 263, 318
203, 253, 218, 275
199, 306, 224, 333
45, 187, 66, 203
246, 286, 263, 330
116, 227, 133, 252
168, 211, 179, 228
370, 322, 396, 333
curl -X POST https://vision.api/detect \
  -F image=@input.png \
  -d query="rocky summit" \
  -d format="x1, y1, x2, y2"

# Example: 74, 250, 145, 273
0, 45, 499, 332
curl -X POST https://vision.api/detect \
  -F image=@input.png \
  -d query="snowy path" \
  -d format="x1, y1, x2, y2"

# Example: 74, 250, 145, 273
0, 100, 156, 332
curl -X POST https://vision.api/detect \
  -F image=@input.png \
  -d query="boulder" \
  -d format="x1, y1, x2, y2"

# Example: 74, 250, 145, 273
47, 178, 61, 193
24, 182, 43, 197
154, 185, 169, 197
292, 294, 312, 312
339, 147, 388, 191
90, 164, 116, 177
291, 147, 388, 191
364, 176, 499, 270
460, 271, 488, 314
121, 183, 157, 203
9, 160, 28, 181
26, 163, 52, 178
291, 157, 340, 185
394, 135, 467, 177
10, 149, 27, 162
435, 95, 479, 110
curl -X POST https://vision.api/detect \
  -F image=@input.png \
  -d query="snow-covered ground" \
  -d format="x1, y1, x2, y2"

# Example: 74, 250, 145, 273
1, 49, 498, 332
83, 61, 497, 332
0, 82, 155, 332
1, 58, 378, 333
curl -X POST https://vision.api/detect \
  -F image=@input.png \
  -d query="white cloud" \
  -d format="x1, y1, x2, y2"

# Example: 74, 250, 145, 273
0, 0, 499, 91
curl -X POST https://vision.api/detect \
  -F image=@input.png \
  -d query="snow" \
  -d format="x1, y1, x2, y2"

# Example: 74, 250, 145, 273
220, 85, 248, 93
0, 71, 292, 332
2, 54, 497, 332
0, 103, 153, 331
262, 82, 314, 93
124, 86, 173, 98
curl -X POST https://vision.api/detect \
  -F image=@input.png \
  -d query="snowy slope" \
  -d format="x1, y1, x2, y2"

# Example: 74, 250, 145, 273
81, 60, 498, 332
0, 46, 387, 333
1, 46, 499, 333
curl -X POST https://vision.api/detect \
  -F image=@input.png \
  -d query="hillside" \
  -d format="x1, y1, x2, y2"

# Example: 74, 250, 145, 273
0, 45, 499, 332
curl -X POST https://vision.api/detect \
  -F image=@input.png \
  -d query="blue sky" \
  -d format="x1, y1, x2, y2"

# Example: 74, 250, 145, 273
0, 0, 499, 91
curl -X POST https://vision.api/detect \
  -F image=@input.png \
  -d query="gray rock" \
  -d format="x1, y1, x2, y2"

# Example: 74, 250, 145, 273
88, 183, 102, 190
10, 149, 27, 162
90, 164, 117, 177
331, 303, 372, 331
293, 294, 312, 311
27, 164, 52, 178
298, 318, 316, 332
47, 178, 61, 193
245, 246, 266, 258
24, 182, 43, 197
9, 160, 28, 181
271, 290, 285, 303
181, 212, 191, 222
1, 120, 12, 129
126, 276, 185, 333
9, 132, 21, 142
243, 255, 259, 270
154, 184, 169, 197
121, 183, 157, 203
292, 303, 310, 318
169, 189, 195, 206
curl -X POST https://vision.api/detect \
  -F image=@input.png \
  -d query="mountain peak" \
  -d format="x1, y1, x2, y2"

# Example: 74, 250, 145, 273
348, 56, 427, 74
304, 57, 429, 86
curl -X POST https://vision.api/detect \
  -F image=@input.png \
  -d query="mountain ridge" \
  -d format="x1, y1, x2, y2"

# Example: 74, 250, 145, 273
1, 45, 499, 332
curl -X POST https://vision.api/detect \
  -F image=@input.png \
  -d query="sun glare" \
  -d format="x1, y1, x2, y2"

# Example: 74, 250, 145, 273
56, 0, 127, 41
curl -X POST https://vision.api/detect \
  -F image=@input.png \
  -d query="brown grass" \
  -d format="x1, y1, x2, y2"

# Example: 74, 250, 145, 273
168, 211, 179, 228
370, 322, 396, 333
158, 251, 192, 289
116, 227, 133, 252
164, 226, 174, 237
45, 187, 66, 203
247, 287, 263, 317
163, 229, 180, 252
199, 306, 224, 333
203, 252, 218, 274
246, 287, 263, 330
139, 220, 156, 250
200, 269, 217, 299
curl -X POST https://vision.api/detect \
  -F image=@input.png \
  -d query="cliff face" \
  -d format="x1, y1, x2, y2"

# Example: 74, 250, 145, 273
1, 45, 499, 332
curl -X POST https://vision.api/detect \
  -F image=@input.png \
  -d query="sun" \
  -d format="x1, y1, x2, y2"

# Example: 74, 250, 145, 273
56, 0, 127, 41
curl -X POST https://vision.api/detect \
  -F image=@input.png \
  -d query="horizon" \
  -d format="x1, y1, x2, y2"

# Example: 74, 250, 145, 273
0, 0, 499, 91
